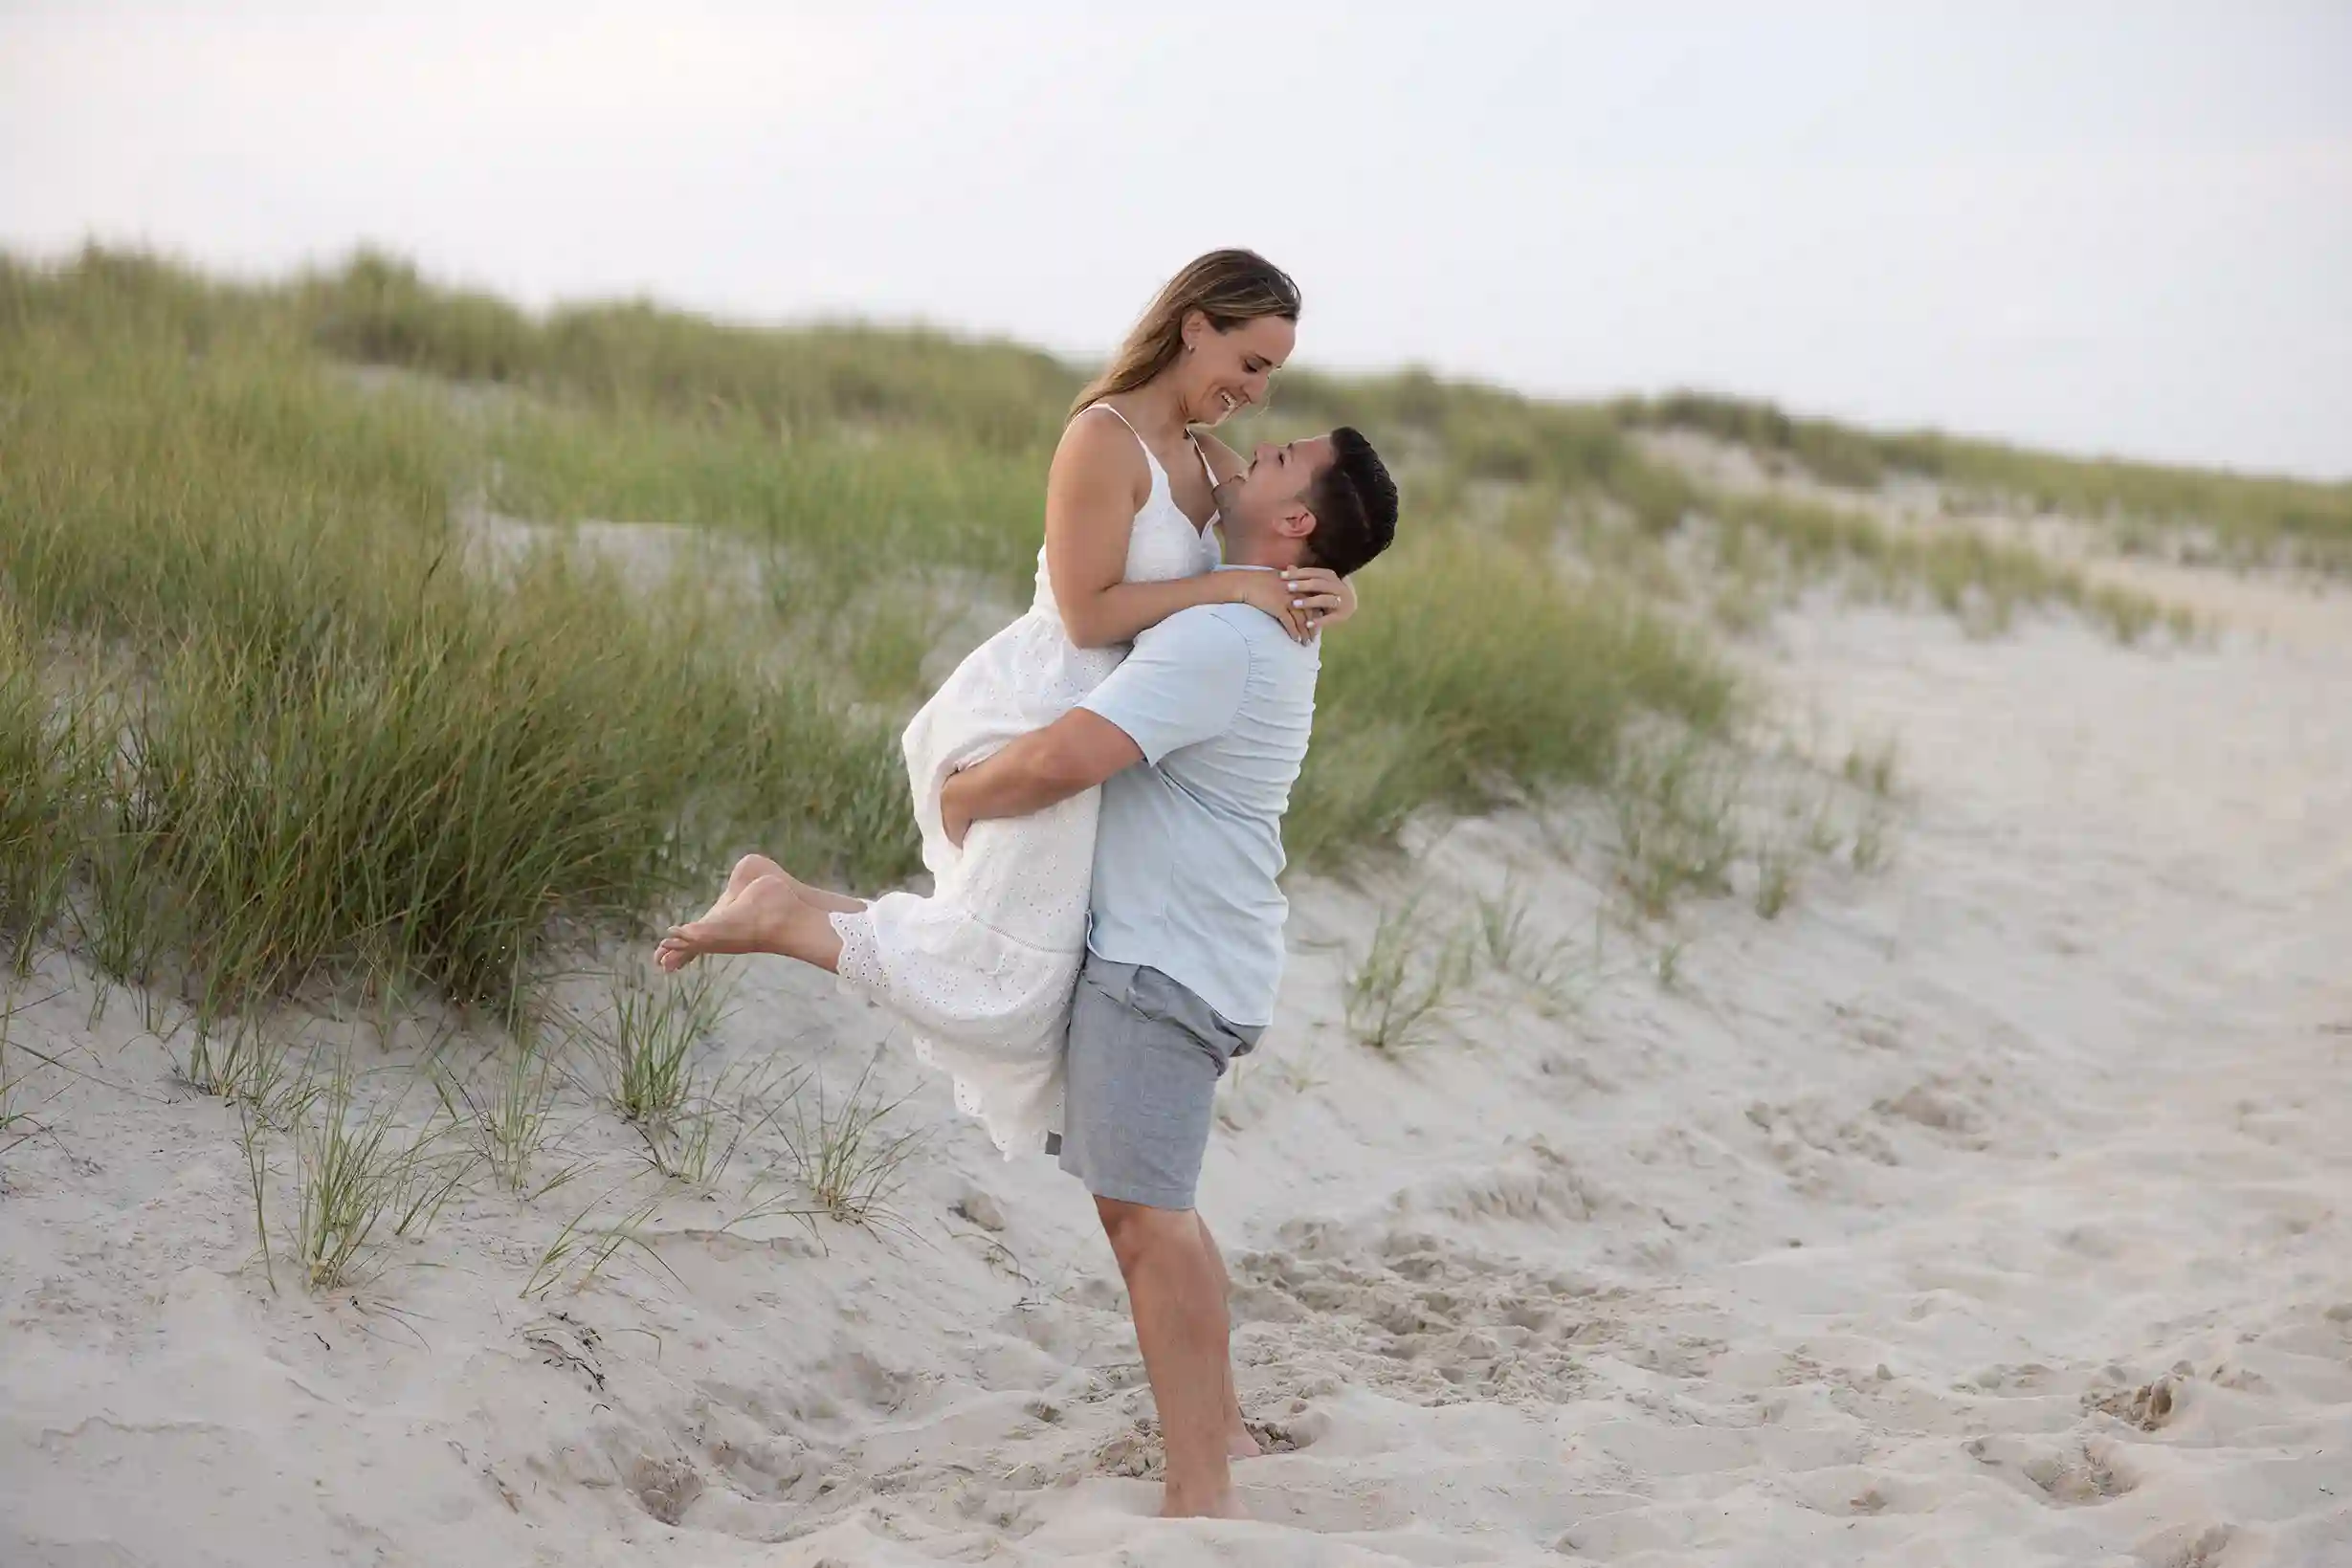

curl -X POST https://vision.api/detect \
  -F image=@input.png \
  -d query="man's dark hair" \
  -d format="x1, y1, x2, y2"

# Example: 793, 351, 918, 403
1303, 426, 1398, 578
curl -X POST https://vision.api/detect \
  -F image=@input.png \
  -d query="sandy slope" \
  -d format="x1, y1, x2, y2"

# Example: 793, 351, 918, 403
3, 577, 2347, 1567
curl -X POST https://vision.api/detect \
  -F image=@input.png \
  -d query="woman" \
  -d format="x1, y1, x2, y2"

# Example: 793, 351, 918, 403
655, 251, 1356, 1155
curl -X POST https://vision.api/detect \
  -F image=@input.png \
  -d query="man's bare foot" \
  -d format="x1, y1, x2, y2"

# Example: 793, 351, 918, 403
1159, 1485, 1245, 1519
691, 853, 787, 928
655, 874, 799, 971
1228, 1427, 1264, 1460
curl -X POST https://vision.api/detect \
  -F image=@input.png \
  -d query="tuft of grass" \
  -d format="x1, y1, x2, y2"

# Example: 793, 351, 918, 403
1751, 838, 1798, 920
1850, 809, 1892, 874
0, 1011, 20, 1139
236, 1099, 276, 1285
1, 983, 60, 1154
285, 1054, 466, 1292
172, 1015, 305, 1117
1611, 739, 1742, 920
1471, 874, 1542, 977
1467, 879, 1580, 987
589, 965, 726, 1127
636, 1052, 802, 1189
523, 1182, 677, 1299
1656, 939, 1689, 992
1469, 874, 1582, 1008
1842, 737, 1900, 799
782, 1049, 925, 1236
437, 1016, 576, 1198
1344, 893, 1476, 1052
1804, 801, 1845, 857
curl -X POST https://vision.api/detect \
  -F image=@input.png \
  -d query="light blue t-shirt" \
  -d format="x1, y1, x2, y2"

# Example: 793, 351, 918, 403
1077, 591, 1320, 1027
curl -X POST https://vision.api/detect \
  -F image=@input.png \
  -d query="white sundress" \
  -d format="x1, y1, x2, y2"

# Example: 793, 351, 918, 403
829, 404, 1224, 1156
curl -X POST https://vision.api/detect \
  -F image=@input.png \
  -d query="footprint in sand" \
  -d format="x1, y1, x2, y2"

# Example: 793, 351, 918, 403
1965, 1435, 2138, 1506
2083, 1368, 2184, 1431
2133, 1521, 2234, 1568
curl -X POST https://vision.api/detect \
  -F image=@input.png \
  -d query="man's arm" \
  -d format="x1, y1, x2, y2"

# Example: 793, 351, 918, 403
939, 608, 1254, 849
940, 710, 1143, 848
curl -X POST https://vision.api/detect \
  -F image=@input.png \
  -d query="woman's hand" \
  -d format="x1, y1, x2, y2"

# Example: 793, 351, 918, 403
1227, 569, 1319, 643
1299, 569, 1357, 631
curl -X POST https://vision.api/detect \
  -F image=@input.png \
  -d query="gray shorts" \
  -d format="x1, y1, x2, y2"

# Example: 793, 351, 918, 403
1055, 955, 1263, 1211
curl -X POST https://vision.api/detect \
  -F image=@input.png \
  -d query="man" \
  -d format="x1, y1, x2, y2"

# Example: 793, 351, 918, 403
654, 424, 1398, 1516
937, 426, 1398, 1518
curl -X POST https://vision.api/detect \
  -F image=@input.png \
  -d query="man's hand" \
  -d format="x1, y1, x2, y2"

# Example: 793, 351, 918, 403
937, 713, 1144, 849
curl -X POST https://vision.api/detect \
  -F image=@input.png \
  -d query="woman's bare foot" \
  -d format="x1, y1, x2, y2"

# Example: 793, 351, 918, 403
1228, 1426, 1264, 1460
655, 874, 802, 971
666, 857, 868, 972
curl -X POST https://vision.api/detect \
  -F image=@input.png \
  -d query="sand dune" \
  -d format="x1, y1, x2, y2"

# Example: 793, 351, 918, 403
3, 573, 2347, 1566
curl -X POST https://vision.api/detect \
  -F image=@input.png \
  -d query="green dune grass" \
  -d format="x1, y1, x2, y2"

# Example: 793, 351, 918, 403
1617, 389, 2352, 568
0, 251, 1741, 1011
0, 248, 2222, 1013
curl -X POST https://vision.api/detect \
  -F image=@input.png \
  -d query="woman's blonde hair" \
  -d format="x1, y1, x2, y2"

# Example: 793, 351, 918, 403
1069, 249, 1301, 421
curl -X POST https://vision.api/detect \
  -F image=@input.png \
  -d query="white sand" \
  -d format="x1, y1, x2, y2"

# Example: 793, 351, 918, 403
4, 575, 2347, 1566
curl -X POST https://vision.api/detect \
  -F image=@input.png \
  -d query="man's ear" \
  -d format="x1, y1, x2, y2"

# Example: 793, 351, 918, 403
1275, 500, 1318, 542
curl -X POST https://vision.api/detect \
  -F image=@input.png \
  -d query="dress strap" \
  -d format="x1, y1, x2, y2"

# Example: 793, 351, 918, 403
1085, 402, 1169, 489
1085, 401, 1150, 456
1188, 435, 1223, 526
1087, 402, 1218, 522
1188, 433, 1222, 494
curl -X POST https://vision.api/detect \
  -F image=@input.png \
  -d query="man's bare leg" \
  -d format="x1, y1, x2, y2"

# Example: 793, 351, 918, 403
1195, 1214, 1261, 1458
1096, 1197, 1242, 1518
655, 874, 845, 973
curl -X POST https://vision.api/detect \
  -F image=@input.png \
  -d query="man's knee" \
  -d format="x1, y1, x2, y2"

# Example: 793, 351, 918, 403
1096, 1195, 1196, 1271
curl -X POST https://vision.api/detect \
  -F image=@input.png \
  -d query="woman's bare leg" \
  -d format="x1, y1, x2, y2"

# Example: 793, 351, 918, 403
773, 874, 867, 916
655, 875, 844, 973
690, 854, 867, 926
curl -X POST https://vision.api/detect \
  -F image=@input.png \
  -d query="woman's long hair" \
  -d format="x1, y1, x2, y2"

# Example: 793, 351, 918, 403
1068, 250, 1300, 421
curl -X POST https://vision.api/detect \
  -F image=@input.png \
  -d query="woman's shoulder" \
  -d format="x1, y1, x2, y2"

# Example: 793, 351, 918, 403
1054, 402, 1152, 495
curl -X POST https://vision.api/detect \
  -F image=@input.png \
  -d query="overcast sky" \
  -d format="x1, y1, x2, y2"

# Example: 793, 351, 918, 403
5, 1, 2347, 477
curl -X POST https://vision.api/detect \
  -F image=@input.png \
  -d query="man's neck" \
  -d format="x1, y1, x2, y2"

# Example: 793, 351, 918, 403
1218, 535, 1304, 573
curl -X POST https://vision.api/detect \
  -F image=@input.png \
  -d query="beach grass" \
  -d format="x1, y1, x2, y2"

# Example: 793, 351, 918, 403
588, 963, 726, 1127
0, 246, 2219, 1015
1344, 893, 1475, 1053
783, 1049, 926, 1235
0, 609, 100, 975
1617, 389, 2352, 569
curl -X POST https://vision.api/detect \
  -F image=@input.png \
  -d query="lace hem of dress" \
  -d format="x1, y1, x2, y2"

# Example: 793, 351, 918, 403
830, 910, 1044, 1160
831, 909, 885, 992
